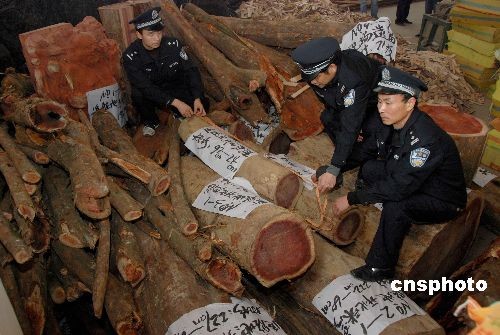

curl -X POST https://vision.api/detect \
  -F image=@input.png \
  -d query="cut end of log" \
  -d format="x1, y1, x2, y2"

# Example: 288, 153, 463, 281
22, 172, 41, 184
331, 208, 364, 246
123, 210, 143, 222
118, 258, 146, 288
150, 174, 171, 196
229, 120, 254, 142
13, 249, 33, 264
33, 152, 50, 164
251, 218, 315, 287
116, 311, 143, 335
75, 193, 111, 220
58, 233, 85, 249
197, 242, 212, 262
275, 173, 302, 209
33, 101, 68, 132
17, 205, 36, 222
207, 257, 244, 296
182, 221, 199, 237
420, 104, 488, 136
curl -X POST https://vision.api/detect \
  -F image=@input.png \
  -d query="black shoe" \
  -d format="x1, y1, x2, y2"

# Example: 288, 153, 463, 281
351, 265, 395, 282
403, 19, 413, 24
395, 20, 405, 26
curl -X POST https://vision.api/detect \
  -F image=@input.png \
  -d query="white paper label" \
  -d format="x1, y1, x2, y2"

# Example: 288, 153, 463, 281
240, 118, 277, 145
166, 297, 287, 335
340, 17, 397, 63
86, 83, 127, 127
265, 153, 316, 190
193, 177, 269, 219
472, 167, 497, 188
313, 274, 425, 335
373, 203, 384, 211
185, 127, 257, 179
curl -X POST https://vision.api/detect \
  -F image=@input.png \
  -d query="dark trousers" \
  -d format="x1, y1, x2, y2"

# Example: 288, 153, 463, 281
425, 0, 437, 14
396, 0, 412, 21
360, 160, 461, 268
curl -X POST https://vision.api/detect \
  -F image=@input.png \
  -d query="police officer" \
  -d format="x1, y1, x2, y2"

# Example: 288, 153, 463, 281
331, 66, 467, 281
123, 7, 207, 136
291, 37, 387, 193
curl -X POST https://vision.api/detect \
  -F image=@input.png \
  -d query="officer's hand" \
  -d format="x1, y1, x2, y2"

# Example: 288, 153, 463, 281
172, 99, 194, 117
332, 195, 349, 217
317, 172, 336, 193
193, 98, 206, 116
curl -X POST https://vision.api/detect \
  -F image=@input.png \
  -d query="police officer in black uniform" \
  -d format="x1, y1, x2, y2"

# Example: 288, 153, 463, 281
291, 37, 387, 193
332, 66, 467, 281
123, 7, 208, 136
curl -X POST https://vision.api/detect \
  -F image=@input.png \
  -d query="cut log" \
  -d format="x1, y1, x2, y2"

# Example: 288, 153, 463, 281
0, 214, 32, 264
178, 117, 303, 208
17, 145, 50, 165
0, 67, 34, 99
14, 125, 48, 149
43, 166, 99, 249
287, 133, 334, 169
181, 156, 315, 287
199, 66, 225, 101
107, 176, 143, 221
110, 212, 146, 287
53, 241, 143, 334
152, 113, 174, 165
93, 219, 110, 318
420, 104, 489, 186
214, 16, 353, 48
160, 0, 269, 125
134, 219, 162, 239
343, 190, 484, 280
47, 272, 66, 304
50, 253, 90, 302
97, 2, 137, 51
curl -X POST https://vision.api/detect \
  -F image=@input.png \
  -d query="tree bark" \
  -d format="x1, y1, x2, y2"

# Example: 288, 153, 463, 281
287, 133, 334, 169
50, 253, 90, 302
152, 113, 175, 165
107, 176, 143, 221
14, 125, 49, 149
17, 145, 50, 165
0, 214, 32, 263
207, 110, 238, 126
93, 219, 110, 319
181, 156, 315, 287
178, 116, 303, 208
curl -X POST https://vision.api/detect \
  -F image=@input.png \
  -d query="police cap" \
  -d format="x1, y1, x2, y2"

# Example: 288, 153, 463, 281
374, 66, 428, 97
129, 7, 164, 31
291, 37, 341, 82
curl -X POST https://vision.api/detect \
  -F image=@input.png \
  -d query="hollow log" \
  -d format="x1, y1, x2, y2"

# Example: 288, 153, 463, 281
0, 214, 32, 264
178, 116, 303, 208
18, 145, 50, 165
420, 104, 489, 186
110, 212, 146, 287
181, 156, 315, 287
43, 166, 99, 249
343, 190, 484, 280
107, 176, 143, 221
53, 241, 143, 334
161, 0, 269, 125
50, 253, 89, 302
47, 272, 66, 305
214, 16, 353, 49
93, 219, 110, 318
287, 234, 445, 335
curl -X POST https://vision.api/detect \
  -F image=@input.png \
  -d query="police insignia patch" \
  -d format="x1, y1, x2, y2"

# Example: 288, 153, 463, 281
382, 68, 391, 81
180, 48, 188, 60
344, 89, 355, 107
410, 147, 430, 167
152, 9, 158, 19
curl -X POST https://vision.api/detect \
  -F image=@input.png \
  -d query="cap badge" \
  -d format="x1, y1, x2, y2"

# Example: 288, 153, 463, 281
382, 68, 391, 81
152, 10, 158, 19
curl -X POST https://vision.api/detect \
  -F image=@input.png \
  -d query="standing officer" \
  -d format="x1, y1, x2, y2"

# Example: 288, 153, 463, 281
332, 66, 467, 281
291, 37, 387, 193
123, 7, 208, 136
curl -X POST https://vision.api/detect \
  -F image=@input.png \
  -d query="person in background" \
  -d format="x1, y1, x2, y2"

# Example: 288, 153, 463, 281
395, 0, 413, 25
332, 66, 467, 281
360, 0, 379, 19
123, 7, 208, 136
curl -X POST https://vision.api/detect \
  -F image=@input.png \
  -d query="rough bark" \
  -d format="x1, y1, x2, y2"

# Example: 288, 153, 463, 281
181, 156, 315, 287
343, 190, 484, 280
178, 117, 303, 208
207, 109, 238, 126
93, 219, 110, 318
0, 68, 34, 100
107, 176, 143, 221
14, 125, 49, 149
0, 242, 13, 266
17, 145, 50, 165
0, 214, 32, 263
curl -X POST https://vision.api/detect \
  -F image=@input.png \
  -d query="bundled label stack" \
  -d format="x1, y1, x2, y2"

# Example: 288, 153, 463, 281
446, 0, 499, 91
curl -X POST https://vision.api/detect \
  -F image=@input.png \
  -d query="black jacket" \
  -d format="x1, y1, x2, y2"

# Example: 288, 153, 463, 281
348, 108, 467, 208
312, 49, 381, 168
122, 37, 203, 106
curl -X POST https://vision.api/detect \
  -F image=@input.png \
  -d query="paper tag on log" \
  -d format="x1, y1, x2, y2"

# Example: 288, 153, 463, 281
239, 107, 280, 144
185, 127, 257, 179
472, 167, 497, 188
265, 153, 316, 190
312, 274, 425, 335
166, 297, 287, 335
86, 83, 127, 127
193, 177, 269, 219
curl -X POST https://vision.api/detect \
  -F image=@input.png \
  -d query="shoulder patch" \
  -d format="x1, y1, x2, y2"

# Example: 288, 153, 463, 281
343, 89, 355, 107
179, 48, 188, 60
410, 147, 430, 167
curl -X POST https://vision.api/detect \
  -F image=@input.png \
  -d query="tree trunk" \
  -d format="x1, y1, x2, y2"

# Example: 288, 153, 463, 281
181, 156, 315, 287
0, 214, 32, 263
343, 190, 484, 280
160, 0, 269, 125
287, 133, 334, 169
107, 176, 143, 221
17, 145, 50, 165
93, 219, 110, 318
178, 116, 303, 209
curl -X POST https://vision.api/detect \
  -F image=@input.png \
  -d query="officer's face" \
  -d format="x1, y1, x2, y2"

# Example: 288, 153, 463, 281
377, 93, 416, 129
310, 64, 337, 88
137, 29, 163, 50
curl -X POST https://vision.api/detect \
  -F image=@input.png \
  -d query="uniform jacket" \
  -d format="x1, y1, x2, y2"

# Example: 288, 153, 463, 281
312, 49, 381, 168
122, 37, 203, 106
348, 107, 467, 207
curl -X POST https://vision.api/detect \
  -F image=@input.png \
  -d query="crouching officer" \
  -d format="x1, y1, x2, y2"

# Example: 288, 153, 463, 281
291, 37, 388, 193
332, 66, 467, 281
123, 7, 208, 136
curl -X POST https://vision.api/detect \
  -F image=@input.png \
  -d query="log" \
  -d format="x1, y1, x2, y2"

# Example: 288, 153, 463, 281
14, 125, 48, 149
420, 104, 489, 186
0, 242, 13, 266
0, 67, 34, 99
134, 219, 162, 240
343, 190, 484, 280
107, 176, 143, 221
160, 0, 269, 125
0, 151, 35, 221
53, 241, 143, 334
0, 214, 32, 263
17, 145, 50, 165
47, 272, 66, 304
152, 113, 174, 165
287, 133, 334, 169
168, 119, 199, 236
178, 117, 303, 208
25, 204, 51, 254
214, 16, 353, 49
207, 110, 238, 126
44, 300, 64, 335
50, 253, 90, 302
181, 156, 315, 287
93, 219, 110, 318
43, 166, 99, 249
110, 211, 146, 287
